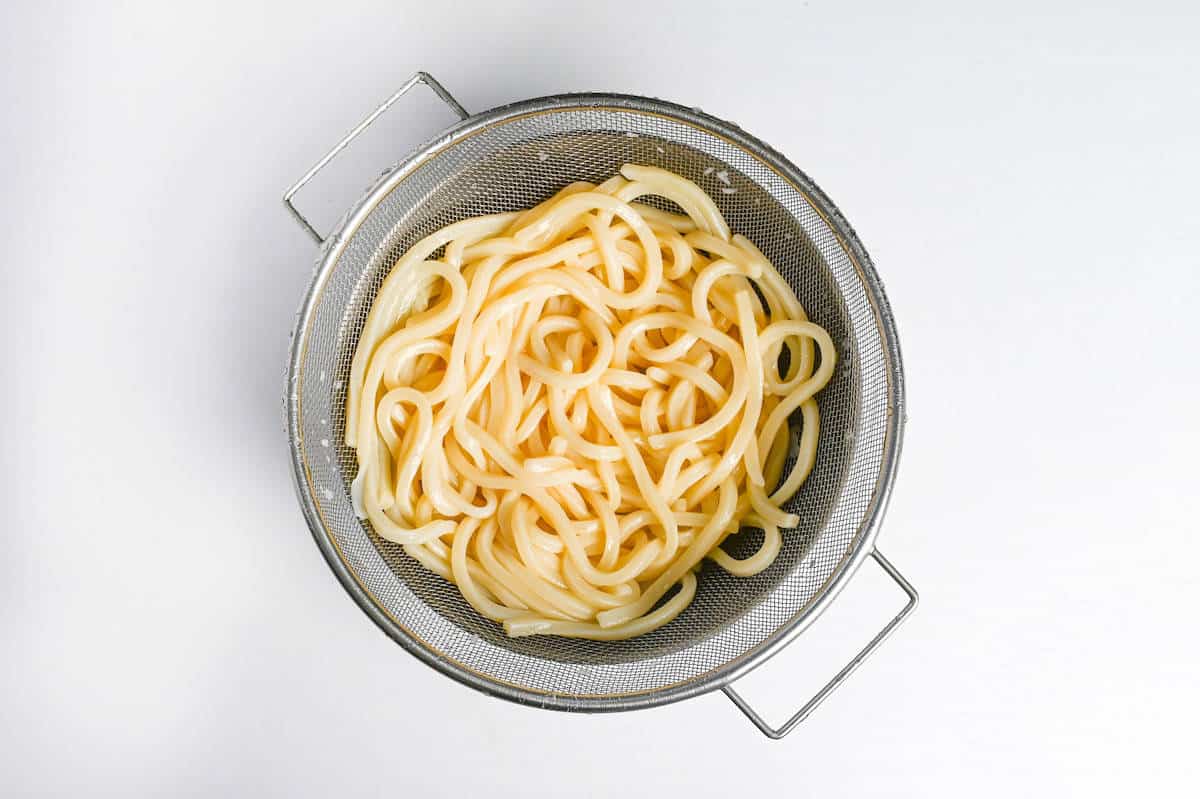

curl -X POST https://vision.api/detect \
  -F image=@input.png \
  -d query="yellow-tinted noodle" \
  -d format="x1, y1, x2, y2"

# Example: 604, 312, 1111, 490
346, 165, 835, 639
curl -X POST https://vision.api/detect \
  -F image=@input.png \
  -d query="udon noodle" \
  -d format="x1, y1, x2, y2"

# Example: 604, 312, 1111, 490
346, 164, 835, 639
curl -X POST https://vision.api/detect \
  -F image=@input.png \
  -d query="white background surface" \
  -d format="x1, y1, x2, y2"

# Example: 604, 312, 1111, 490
4, 1, 1199, 795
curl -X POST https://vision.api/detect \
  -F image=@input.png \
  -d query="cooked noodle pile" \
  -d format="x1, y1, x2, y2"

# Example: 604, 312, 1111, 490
347, 165, 835, 639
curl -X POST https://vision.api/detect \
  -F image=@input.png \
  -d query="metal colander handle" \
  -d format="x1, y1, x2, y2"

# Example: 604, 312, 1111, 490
283, 71, 469, 244
722, 550, 917, 739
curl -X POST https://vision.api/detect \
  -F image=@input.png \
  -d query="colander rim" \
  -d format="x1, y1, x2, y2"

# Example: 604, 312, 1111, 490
285, 91, 906, 712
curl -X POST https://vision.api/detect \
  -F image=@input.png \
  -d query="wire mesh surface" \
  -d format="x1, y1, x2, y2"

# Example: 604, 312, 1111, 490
288, 96, 902, 708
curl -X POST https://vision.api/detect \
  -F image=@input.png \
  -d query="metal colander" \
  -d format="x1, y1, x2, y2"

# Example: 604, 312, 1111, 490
284, 72, 916, 738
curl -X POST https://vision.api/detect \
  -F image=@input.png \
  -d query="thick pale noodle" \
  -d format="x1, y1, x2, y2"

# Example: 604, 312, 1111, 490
346, 164, 836, 639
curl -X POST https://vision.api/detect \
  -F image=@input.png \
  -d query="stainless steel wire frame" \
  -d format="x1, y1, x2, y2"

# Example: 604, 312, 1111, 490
284, 72, 916, 737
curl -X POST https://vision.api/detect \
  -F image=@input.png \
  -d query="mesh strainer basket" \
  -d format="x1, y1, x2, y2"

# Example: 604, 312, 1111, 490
284, 72, 917, 739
